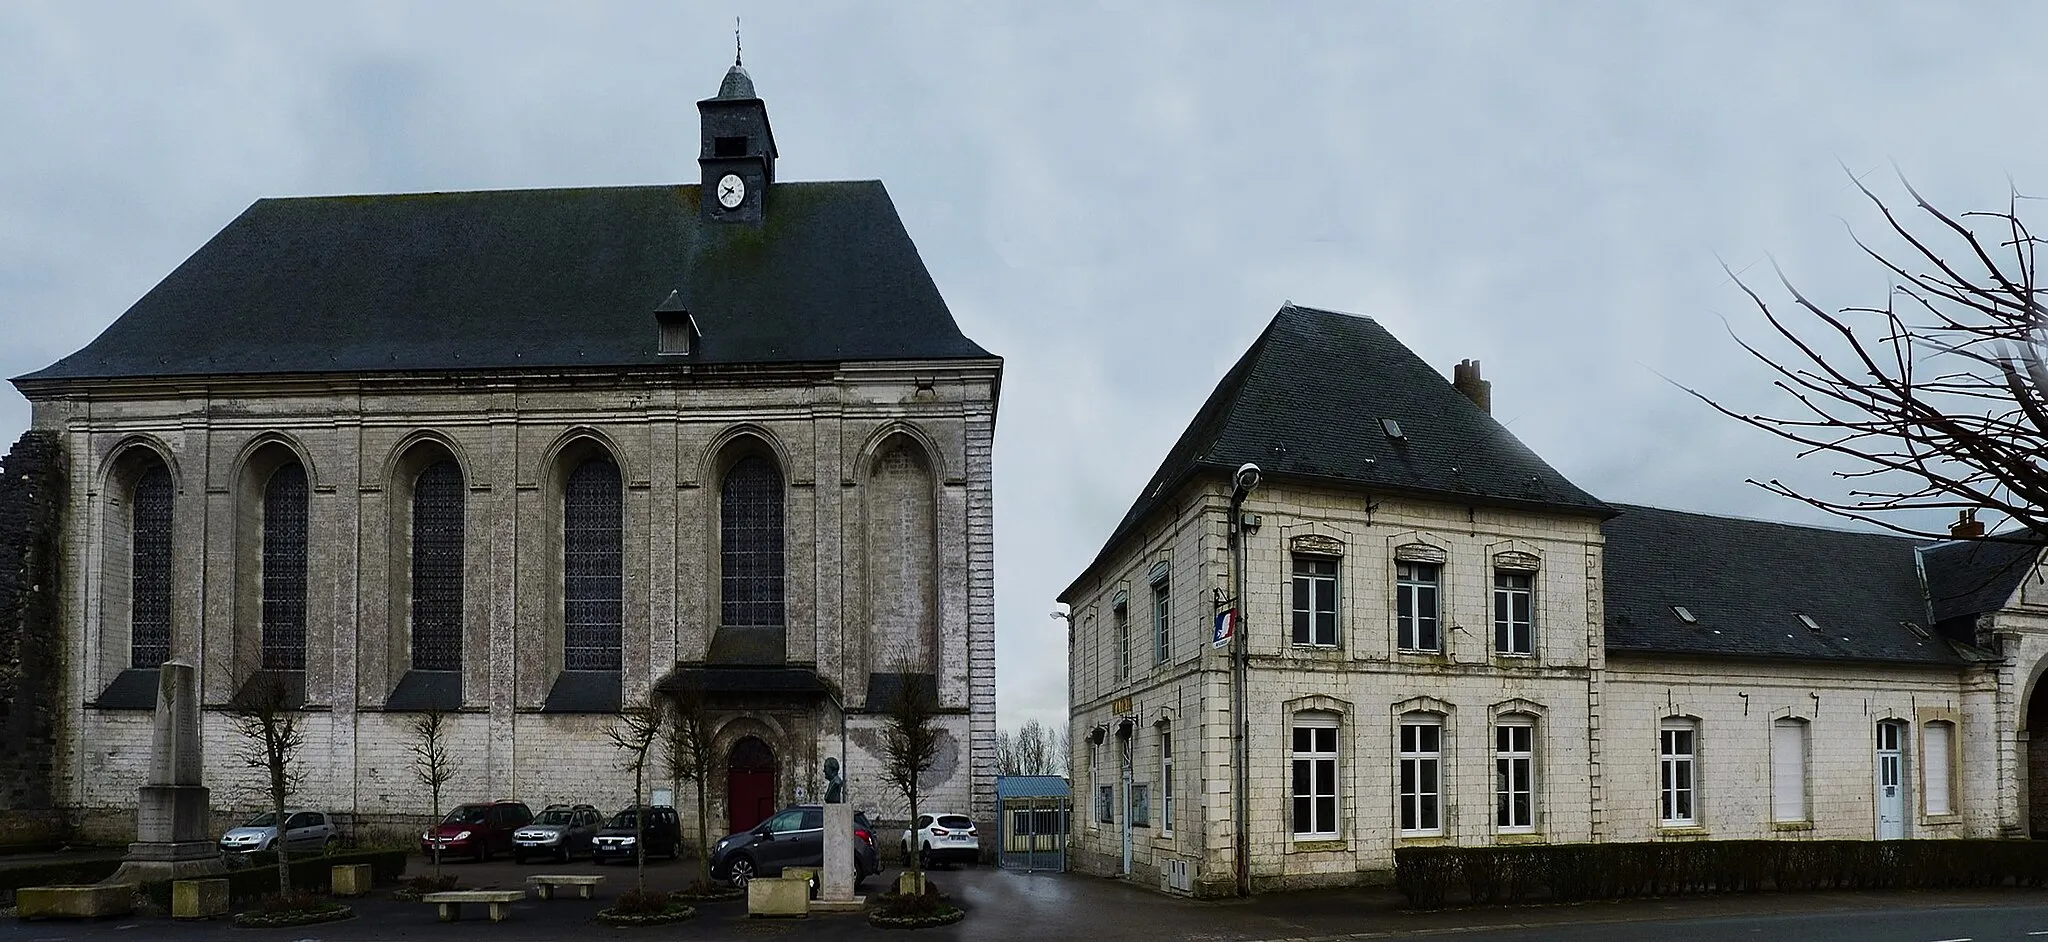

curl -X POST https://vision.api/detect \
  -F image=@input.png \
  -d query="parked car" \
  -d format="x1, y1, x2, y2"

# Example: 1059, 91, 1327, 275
513, 803, 603, 863
590, 805, 684, 864
901, 813, 980, 867
219, 808, 338, 854
421, 800, 533, 862
709, 804, 880, 887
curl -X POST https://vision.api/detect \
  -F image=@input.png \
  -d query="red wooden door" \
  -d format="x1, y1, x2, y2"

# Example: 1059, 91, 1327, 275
727, 737, 777, 834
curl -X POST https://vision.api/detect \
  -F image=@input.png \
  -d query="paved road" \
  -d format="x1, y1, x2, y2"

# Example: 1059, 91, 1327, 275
4, 854, 2048, 940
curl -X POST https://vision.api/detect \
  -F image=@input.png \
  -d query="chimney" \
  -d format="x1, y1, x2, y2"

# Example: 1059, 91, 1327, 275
1950, 509, 1985, 539
1453, 359, 1492, 414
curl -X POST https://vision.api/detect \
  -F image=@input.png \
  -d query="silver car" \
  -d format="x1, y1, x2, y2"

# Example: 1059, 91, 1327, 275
219, 809, 338, 854
513, 803, 602, 863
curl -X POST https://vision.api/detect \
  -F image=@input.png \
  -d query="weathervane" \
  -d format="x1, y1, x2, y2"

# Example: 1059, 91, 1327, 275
735, 16, 743, 67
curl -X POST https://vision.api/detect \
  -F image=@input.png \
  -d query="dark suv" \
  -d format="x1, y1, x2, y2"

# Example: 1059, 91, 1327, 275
421, 800, 533, 862
709, 804, 880, 887
591, 805, 683, 864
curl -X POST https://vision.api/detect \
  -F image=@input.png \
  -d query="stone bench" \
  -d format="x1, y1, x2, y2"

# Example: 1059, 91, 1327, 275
526, 874, 604, 900
15, 884, 136, 920
746, 875, 809, 917
171, 878, 229, 919
330, 863, 373, 898
421, 889, 526, 923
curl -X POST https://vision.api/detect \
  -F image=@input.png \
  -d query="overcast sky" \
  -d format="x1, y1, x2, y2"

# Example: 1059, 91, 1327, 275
3, 2, 2043, 734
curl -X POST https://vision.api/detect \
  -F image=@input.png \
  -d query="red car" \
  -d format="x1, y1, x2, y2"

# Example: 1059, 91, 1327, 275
421, 801, 532, 862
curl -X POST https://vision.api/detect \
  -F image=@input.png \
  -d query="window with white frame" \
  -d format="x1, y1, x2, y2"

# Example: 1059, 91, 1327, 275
1492, 570, 1533, 656
1659, 719, 1698, 826
1291, 712, 1340, 837
1113, 598, 1130, 682
1151, 573, 1171, 666
1770, 717, 1809, 823
1923, 720, 1955, 816
1495, 719, 1535, 832
1396, 562, 1441, 652
1292, 555, 1338, 646
1160, 724, 1175, 834
1399, 715, 1443, 835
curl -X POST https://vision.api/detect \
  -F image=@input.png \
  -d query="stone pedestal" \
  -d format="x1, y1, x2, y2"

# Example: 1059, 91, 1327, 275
105, 662, 224, 886
16, 884, 136, 920
821, 802, 856, 902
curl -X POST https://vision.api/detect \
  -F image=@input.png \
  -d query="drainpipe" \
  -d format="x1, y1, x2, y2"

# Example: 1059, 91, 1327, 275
1228, 463, 1261, 898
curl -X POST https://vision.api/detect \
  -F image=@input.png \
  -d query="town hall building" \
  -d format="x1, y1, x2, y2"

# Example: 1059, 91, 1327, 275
1062, 303, 2046, 896
1, 62, 1000, 843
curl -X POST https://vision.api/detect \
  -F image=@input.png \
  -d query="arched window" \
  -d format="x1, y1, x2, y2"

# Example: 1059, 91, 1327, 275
564, 457, 622, 671
130, 462, 174, 668
409, 460, 465, 672
720, 455, 784, 628
261, 463, 309, 671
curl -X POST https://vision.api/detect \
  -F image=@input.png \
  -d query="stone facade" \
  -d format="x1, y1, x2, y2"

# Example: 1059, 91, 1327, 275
31, 352, 997, 842
1067, 472, 2042, 896
1063, 304, 2044, 896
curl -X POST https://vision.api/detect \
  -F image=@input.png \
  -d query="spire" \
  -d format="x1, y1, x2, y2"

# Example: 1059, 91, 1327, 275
734, 15, 742, 67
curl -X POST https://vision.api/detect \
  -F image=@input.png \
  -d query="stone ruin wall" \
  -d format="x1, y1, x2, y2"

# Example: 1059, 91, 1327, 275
0, 430, 66, 848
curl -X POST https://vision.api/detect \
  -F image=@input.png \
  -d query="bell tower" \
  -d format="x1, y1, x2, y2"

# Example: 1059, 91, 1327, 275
698, 58, 778, 224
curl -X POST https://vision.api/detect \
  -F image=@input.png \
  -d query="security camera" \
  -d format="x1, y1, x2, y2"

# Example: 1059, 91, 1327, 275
1234, 462, 1262, 493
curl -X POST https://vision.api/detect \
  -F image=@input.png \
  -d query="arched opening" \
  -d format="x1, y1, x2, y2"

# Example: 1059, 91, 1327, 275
2029, 682, 2048, 836
727, 736, 777, 834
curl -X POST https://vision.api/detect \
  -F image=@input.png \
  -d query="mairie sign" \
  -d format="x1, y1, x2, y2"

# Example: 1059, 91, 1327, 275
1212, 609, 1236, 649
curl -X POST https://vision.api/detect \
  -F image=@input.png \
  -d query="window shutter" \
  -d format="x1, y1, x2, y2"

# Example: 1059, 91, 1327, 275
1924, 722, 1953, 815
1770, 719, 1806, 821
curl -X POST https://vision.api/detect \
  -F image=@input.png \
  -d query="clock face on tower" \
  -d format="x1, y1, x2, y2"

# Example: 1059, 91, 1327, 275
716, 174, 746, 209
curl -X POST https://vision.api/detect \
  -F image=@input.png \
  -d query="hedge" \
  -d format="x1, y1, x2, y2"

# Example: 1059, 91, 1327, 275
1395, 840, 2048, 908
139, 848, 409, 909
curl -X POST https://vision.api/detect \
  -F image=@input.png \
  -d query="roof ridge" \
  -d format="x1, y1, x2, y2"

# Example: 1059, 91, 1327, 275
250, 178, 882, 204
1609, 502, 1929, 543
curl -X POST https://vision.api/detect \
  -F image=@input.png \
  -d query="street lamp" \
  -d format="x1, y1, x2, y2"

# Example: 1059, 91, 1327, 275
1229, 463, 1260, 898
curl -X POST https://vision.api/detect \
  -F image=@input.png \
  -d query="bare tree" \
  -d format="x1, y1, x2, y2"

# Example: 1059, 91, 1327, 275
1050, 723, 1071, 777
606, 702, 664, 897
409, 707, 457, 881
995, 728, 1017, 776
1015, 721, 1050, 775
226, 671, 304, 898
880, 673, 941, 877
1696, 171, 2048, 541
659, 677, 717, 890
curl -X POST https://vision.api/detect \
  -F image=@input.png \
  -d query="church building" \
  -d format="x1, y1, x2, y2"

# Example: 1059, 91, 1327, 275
1063, 303, 2045, 896
4, 62, 1000, 842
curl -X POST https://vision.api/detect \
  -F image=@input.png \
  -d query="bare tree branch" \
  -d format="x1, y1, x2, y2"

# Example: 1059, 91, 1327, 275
1694, 174, 2048, 543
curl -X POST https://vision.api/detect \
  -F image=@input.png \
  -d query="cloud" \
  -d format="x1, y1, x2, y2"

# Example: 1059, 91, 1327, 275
5, 0, 2046, 738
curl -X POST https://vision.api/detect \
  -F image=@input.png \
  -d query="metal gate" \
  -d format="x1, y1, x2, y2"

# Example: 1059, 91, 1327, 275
995, 776, 1071, 872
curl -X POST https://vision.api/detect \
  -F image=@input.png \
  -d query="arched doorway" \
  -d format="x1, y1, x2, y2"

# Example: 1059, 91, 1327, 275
2030, 682, 2048, 837
727, 737, 777, 835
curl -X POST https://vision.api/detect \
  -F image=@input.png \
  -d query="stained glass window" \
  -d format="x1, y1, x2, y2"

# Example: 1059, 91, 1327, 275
261, 463, 308, 671
720, 455, 784, 628
410, 460, 464, 671
130, 462, 173, 667
564, 458, 623, 670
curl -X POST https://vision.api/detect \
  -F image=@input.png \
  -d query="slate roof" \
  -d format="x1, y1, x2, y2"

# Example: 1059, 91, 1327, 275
1602, 504, 1963, 665
15, 180, 991, 386
1062, 304, 1606, 601
1920, 537, 2044, 627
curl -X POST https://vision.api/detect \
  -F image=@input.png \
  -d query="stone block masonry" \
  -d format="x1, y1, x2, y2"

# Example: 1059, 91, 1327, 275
0, 430, 65, 845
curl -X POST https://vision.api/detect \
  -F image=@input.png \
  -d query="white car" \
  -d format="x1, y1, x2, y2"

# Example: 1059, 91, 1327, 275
900, 813, 979, 867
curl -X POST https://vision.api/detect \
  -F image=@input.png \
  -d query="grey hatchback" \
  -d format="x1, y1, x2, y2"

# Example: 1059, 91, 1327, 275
708, 805, 880, 887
